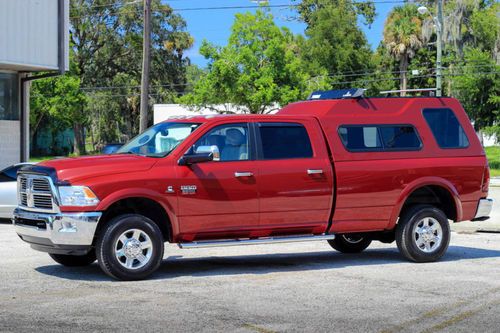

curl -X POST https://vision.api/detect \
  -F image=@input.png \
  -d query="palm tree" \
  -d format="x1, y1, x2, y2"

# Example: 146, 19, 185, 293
383, 4, 425, 96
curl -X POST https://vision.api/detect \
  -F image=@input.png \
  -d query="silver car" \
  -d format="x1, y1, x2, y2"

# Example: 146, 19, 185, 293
0, 163, 33, 219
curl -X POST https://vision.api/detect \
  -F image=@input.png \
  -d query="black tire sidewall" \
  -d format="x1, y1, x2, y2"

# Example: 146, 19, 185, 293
397, 205, 450, 262
328, 234, 372, 253
97, 214, 164, 281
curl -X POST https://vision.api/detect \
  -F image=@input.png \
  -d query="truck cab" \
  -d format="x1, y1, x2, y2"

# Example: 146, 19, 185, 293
13, 90, 494, 280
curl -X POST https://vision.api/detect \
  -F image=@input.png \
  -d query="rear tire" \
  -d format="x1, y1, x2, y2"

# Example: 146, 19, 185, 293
328, 234, 372, 253
49, 251, 96, 267
396, 204, 450, 262
96, 214, 164, 281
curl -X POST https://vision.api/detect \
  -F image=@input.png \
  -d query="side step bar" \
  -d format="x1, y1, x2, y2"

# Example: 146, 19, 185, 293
178, 234, 335, 249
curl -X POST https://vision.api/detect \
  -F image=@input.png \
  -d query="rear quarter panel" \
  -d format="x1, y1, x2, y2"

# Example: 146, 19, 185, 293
309, 98, 486, 232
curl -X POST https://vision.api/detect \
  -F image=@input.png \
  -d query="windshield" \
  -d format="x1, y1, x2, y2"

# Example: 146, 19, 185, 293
116, 122, 201, 157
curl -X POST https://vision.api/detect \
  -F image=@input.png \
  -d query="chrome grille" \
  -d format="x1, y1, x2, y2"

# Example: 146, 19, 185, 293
18, 175, 56, 212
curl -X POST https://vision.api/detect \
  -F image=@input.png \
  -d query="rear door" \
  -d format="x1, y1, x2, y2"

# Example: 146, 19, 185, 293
255, 120, 333, 235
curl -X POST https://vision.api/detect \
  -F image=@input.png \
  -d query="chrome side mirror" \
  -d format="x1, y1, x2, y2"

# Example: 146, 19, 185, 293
195, 145, 220, 162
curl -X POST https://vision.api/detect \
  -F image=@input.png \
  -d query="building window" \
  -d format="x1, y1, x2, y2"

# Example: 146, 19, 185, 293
338, 125, 422, 152
0, 73, 19, 121
422, 108, 469, 149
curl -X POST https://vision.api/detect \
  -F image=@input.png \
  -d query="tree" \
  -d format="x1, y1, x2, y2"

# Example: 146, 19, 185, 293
383, 4, 425, 96
181, 10, 328, 114
69, 0, 193, 143
31, 75, 88, 155
295, 0, 375, 88
452, 49, 499, 135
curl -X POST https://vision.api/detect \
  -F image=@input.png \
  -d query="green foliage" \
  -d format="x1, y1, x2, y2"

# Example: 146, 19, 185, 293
295, 0, 375, 87
181, 10, 328, 114
31, 74, 87, 155
383, 4, 425, 93
451, 48, 499, 130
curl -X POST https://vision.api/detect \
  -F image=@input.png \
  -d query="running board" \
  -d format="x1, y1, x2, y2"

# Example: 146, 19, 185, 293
178, 234, 335, 249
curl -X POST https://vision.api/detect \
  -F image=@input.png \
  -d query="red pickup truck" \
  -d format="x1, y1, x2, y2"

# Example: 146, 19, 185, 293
13, 90, 493, 280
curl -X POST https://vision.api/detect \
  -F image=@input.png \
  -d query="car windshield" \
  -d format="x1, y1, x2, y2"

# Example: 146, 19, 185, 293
116, 122, 201, 157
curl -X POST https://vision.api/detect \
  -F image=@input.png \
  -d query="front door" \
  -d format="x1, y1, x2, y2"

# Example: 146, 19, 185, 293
176, 122, 259, 240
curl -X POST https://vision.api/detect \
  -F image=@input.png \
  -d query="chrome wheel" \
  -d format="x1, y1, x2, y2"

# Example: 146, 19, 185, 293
341, 235, 364, 244
114, 229, 153, 270
412, 217, 443, 253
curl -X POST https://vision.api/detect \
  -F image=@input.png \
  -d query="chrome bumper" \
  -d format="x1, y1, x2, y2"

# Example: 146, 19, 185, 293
474, 198, 493, 220
13, 208, 101, 246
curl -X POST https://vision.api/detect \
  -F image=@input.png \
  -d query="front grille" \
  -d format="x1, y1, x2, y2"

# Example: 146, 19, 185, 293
18, 175, 56, 212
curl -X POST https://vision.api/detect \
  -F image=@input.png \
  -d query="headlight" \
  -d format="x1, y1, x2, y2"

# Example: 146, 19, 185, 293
58, 186, 100, 206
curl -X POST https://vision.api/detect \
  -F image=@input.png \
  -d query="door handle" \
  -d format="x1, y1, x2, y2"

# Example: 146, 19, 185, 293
307, 169, 324, 175
235, 172, 254, 177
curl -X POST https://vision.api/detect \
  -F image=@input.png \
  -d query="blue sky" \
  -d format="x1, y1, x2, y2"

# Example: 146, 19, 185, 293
171, 0, 397, 67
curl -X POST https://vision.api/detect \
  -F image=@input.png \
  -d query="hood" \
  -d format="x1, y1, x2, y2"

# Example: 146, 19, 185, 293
39, 154, 158, 183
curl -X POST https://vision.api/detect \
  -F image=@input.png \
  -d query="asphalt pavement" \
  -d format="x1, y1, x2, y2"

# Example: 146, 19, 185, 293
0, 188, 499, 333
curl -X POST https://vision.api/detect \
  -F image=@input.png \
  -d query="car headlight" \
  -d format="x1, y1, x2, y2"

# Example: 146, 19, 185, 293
58, 186, 100, 206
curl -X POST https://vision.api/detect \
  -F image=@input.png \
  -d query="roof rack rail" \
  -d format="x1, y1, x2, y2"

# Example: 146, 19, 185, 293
380, 88, 437, 96
307, 88, 365, 100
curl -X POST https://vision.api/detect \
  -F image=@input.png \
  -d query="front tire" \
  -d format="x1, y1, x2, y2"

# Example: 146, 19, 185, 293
328, 234, 372, 253
49, 251, 96, 267
96, 214, 164, 281
396, 205, 450, 262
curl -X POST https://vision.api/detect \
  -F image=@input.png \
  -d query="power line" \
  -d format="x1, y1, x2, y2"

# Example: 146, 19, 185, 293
70, 1, 408, 18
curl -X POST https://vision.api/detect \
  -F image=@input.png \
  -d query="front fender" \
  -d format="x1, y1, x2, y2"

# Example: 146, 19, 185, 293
387, 177, 462, 229
96, 188, 179, 239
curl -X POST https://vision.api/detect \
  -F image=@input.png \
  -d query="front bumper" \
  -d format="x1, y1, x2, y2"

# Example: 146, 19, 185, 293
13, 208, 102, 255
472, 198, 494, 221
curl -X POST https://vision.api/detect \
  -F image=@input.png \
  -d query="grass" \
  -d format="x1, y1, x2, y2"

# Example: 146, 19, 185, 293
485, 146, 500, 177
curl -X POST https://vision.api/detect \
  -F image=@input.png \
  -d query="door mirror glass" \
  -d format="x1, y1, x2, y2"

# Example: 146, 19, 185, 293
195, 145, 220, 162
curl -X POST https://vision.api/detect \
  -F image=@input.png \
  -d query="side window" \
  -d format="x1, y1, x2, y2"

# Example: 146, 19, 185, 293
339, 125, 421, 151
259, 123, 313, 159
423, 108, 469, 148
379, 126, 421, 149
190, 123, 250, 162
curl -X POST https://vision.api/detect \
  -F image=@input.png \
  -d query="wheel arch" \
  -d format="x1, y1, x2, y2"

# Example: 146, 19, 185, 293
95, 190, 177, 243
388, 177, 462, 229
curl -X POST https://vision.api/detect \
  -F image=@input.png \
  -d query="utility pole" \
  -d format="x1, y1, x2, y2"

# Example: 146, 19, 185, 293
139, 0, 151, 133
436, 0, 443, 97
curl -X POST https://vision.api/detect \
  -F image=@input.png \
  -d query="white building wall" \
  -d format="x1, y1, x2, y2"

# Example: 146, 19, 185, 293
0, 0, 69, 71
0, 121, 20, 170
153, 104, 280, 124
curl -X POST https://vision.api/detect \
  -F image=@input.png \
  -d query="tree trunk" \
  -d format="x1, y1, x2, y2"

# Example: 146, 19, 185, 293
73, 123, 86, 156
399, 55, 408, 97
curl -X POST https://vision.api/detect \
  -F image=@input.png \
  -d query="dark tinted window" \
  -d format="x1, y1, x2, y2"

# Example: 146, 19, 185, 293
423, 108, 469, 148
259, 124, 313, 159
339, 125, 421, 151
379, 126, 421, 149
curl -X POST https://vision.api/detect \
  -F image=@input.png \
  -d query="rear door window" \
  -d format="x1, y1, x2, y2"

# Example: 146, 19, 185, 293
258, 123, 313, 159
423, 108, 469, 148
338, 125, 421, 151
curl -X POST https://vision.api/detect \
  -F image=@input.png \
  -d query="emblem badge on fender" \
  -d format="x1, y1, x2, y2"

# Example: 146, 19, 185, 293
180, 185, 197, 195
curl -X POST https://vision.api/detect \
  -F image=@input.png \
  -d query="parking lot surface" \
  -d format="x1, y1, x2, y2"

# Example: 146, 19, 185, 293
0, 188, 498, 333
